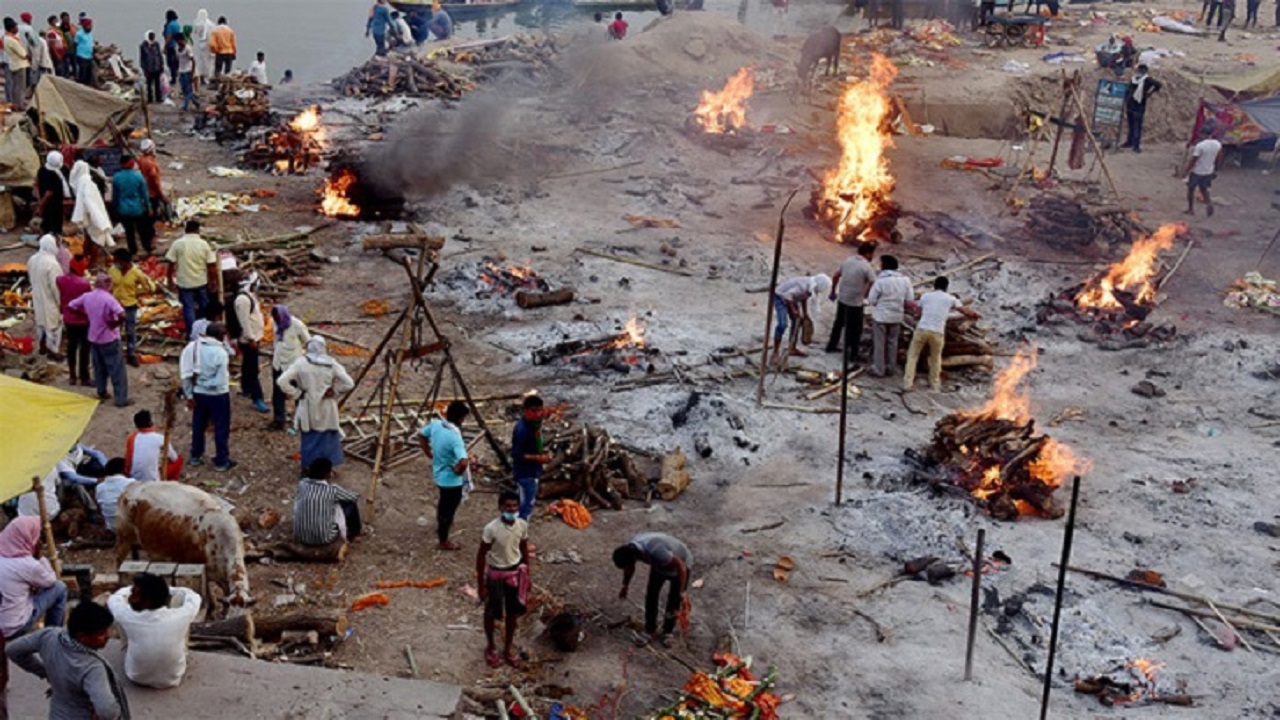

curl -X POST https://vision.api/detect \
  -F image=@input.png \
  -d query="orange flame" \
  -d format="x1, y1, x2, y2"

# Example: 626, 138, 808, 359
965, 348, 1036, 424
290, 106, 326, 141
820, 54, 898, 242
693, 68, 754, 134
611, 313, 646, 349
320, 169, 360, 218
1076, 223, 1185, 310
1029, 437, 1090, 489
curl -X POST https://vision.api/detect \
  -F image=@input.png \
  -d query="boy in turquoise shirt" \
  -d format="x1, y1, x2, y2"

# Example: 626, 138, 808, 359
418, 401, 470, 550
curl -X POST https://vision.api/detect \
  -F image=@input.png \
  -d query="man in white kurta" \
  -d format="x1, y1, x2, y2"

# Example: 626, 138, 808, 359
107, 573, 202, 688
279, 337, 355, 469
27, 234, 64, 357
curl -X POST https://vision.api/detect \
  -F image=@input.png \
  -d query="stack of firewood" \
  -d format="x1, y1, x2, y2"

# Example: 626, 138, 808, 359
331, 55, 471, 99
1024, 194, 1150, 250
898, 316, 994, 371
214, 73, 271, 129
93, 44, 140, 89
926, 412, 1065, 521
437, 34, 558, 80
539, 426, 686, 510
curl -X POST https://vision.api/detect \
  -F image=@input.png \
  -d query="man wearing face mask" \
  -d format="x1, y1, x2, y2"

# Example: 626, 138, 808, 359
476, 491, 530, 669
511, 395, 552, 520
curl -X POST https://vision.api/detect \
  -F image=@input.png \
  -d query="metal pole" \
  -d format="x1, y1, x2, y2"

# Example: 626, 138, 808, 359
964, 527, 986, 681
1040, 476, 1082, 720
756, 190, 799, 405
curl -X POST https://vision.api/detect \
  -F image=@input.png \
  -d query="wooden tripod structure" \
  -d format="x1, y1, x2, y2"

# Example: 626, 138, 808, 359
339, 249, 508, 505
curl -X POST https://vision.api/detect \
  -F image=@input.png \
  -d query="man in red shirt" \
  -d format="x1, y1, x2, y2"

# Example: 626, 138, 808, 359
608, 12, 628, 40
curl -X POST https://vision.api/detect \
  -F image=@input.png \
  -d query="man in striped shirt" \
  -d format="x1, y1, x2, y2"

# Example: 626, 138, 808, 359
292, 459, 361, 547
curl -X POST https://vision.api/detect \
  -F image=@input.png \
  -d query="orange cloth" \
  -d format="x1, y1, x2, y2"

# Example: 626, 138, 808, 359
209, 25, 236, 55
548, 499, 592, 529
351, 592, 390, 611
137, 155, 164, 200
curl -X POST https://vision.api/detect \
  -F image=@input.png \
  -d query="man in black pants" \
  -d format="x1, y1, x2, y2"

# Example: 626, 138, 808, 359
614, 533, 692, 648
418, 401, 471, 550
1121, 64, 1161, 153
826, 240, 878, 367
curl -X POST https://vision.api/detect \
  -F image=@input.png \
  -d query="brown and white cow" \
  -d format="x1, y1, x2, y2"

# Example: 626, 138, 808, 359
115, 482, 253, 616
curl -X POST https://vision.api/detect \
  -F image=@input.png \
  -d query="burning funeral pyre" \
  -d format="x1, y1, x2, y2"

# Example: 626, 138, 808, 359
531, 314, 655, 374
1037, 223, 1185, 344
316, 155, 405, 221
920, 349, 1089, 521
693, 67, 754, 135
242, 106, 330, 174
807, 54, 901, 243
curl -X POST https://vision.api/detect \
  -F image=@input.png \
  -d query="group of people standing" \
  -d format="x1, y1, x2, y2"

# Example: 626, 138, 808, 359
2, 11, 97, 108
774, 242, 980, 392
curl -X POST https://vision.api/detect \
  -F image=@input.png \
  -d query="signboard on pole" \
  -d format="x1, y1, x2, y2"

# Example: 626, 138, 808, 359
1093, 79, 1127, 148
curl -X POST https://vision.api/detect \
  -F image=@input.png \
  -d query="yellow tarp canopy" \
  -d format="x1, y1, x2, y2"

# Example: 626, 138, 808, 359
1176, 65, 1280, 98
0, 376, 98, 503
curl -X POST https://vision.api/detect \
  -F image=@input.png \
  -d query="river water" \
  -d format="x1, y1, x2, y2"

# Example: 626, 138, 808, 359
10, 0, 844, 84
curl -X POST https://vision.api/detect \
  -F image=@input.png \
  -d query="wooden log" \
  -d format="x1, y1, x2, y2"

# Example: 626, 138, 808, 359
516, 288, 575, 309
940, 355, 994, 369
269, 540, 349, 564
360, 234, 446, 251
193, 610, 350, 642
657, 449, 690, 501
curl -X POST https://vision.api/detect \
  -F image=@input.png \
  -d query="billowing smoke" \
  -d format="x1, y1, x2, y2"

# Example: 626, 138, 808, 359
359, 93, 529, 201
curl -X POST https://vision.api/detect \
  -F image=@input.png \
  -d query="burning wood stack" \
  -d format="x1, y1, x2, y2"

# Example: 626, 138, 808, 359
531, 315, 654, 374
241, 106, 329, 174
806, 54, 902, 244
332, 55, 470, 99
1023, 194, 1152, 250
317, 155, 405, 221
1036, 223, 1184, 345
1075, 658, 1194, 707
922, 349, 1089, 521
539, 425, 686, 509
214, 73, 272, 130
686, 67, 756, 151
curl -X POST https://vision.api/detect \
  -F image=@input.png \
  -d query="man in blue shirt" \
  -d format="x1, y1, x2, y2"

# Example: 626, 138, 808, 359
418, 401, 470, 550
366, 0, 392, 57
74, 18, 94, 86
180, 321, 236, 472
162, 9, 181, 85
112, 157, 153, 256
510, 395, 551, 521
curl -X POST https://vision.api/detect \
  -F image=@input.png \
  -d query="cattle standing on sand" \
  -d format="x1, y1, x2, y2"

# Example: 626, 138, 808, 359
114, 482, 253, 616
796, 27, 842, 94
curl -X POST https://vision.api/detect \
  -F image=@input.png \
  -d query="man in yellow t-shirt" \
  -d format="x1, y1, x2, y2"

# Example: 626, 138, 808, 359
109, 248, 156, 366
164, 220, 217, 336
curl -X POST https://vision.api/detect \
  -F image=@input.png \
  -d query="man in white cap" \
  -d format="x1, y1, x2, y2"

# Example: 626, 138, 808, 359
232, 270, 269, 414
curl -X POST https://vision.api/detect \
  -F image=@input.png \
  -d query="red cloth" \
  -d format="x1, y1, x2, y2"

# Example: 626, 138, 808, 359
56, 273, 91, 326
486, 564, 531, 606
608, 19, 628, 39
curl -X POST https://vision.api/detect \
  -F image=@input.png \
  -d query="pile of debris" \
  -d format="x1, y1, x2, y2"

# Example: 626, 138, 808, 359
213, 73, 272, 130
538, 425, 687, 509
913, 349, 1088, 521
331, 55, 471, 99
1036, 223, 1184, 347
1022, 194, 1152, 250
1075, 657, 1194, 708
644, 653, 782, 719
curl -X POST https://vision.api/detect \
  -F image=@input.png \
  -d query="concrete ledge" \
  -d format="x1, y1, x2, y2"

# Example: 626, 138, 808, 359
8, 640, 460, 719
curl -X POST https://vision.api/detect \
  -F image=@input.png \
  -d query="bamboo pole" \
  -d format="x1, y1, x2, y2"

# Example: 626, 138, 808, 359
757, 190, 799, 404
366, 311, 414, 506
1064, 74, 1121, 200
1059, 565, 1280, 625
338, 305, 409, 411
160, 379, 179, 479
1046, 70, 1073, 178
32, 476, 61, 575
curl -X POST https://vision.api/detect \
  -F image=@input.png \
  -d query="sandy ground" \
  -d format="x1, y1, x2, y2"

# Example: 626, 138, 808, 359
4, 3, 1280, 718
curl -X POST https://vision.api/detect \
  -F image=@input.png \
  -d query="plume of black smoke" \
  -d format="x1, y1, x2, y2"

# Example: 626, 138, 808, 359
358, 93, 529, 201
